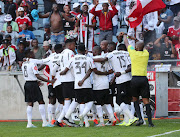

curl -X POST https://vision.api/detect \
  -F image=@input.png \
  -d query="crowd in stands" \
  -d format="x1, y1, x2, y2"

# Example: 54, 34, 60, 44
0, 0, 179, 71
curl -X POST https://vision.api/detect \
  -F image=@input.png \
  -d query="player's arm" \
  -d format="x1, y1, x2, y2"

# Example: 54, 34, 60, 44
35, 74, 56, 83
78, 69, 93, 86
115, 64, 131, 77
92, 68, 109, 75
123, 33, 129, 49
38, 64, 46, 71
93, 57, 108, 62
60, 67, 69, 75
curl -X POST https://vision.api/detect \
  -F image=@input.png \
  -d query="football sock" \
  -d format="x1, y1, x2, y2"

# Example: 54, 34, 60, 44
130, 102, 135, 115
145, 104, 153, 124
82, 101, 93, 116
134, 101, 142, 120
120, 103, 134, 119
102, 105, 110, 119
65, 100, 79, 119
39, 104, 47, 124
55, 103, 63, 116
91, 104, 98, 120
27, 106, 32, 125
84, 115, 88, 123
57, 107, 65, 123
64, 100, 71, 113
124, 112, 129, 123
79, 104, 85, 115
47, 104, 52, 122
105, 104, 115, 121
140, 103, 145, 122
96, 105, 104, 123
50, 104, 56, 120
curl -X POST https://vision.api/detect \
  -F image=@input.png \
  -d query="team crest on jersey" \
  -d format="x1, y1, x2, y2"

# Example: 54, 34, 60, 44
34, 66, 38, 70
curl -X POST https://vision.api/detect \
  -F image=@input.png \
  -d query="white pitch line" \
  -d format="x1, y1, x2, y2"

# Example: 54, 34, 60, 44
148, 129, 180, 137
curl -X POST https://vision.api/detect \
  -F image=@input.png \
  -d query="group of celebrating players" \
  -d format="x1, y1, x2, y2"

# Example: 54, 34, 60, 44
22, 32, 154, 128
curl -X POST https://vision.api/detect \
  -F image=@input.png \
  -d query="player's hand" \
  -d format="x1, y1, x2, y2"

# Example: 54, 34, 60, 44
115, 72, 121, 77
78, 80, 84, 86
50, 78, 56, 84
38, 81, 44, 86
110, 77, 116, 85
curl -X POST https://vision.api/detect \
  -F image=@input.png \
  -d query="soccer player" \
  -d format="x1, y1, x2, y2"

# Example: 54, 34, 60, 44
22, 49, 56, 128
54, 39, 76, 127
92, 46, 116, 127
60, 43, 108, 127
93, 42, 137, 127
123, 33, 154, 127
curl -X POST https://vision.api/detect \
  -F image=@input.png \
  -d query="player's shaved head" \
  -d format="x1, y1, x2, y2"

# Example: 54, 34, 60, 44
135, 41, 144, 51
54, 44, 63, 53
100, 40, 108, 51
107, 42, 116, 52
117, 44, 127, 51
77, 43, 85, 54
93, 46, 102, 56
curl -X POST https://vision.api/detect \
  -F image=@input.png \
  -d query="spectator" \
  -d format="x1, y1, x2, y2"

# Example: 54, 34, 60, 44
144, 21, 157, 45
70, 3, 81, 17
76, 3, 96, 52
90, 0, 118, 42
18, 23, 35, 44
0, 34, 18, 51
55, 0, 68, 12
157, 7, 174, 32
1, 25, 25, 45
111, 0, 120, 37
20, 4, 33, 21
154, 34, 176, 60
15, 7, 32, 32
167, 0, 180, 16
23, 0, 38, 11
0, 5, 6, 31
63, 5, 75, 35
175, 36, 180, 66
167, 16, 180, 45
16, 38, 26, 70
39, 3, 75, 45
44, 24, 51, 41
3, 14, 19, 32
43, 41, 52, 58
0, 39, 16, 70
31, 39, 45, 59
3, 0, 18, 21
43, 0, 54, 26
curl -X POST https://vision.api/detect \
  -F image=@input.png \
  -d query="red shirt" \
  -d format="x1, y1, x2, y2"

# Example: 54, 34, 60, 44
0, 44, 17, 51
70, 11, 81, 17
175, 44, 180, 66
15, 16, 32, 32
167, 26, 180, 45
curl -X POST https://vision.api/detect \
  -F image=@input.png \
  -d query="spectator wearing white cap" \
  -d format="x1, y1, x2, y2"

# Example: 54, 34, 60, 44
70, 3, 81, 17
15, 7, 32, 32
43, 41, 52, 57
0, 5, 5, 31
3, 14, 19, 32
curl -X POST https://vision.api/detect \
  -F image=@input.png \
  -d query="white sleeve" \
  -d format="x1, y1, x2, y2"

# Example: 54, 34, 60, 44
126, 54, 131, 66
106, 53, 113, 60
107, 61, 112, 71
51, 63, 59, 76
32, 64, 39, 75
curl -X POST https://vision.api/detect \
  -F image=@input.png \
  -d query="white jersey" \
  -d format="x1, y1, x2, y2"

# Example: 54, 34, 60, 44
22, 61, 39, 81
67, 54, 96, 89
107, 50, 132, 84
51, 53, 62, 88
93, 55, 112, 90
60, 49, 75, 82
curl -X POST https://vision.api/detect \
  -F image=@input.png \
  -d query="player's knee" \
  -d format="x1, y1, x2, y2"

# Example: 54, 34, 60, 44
28, 102, 33, 107
38, 100, 45, 104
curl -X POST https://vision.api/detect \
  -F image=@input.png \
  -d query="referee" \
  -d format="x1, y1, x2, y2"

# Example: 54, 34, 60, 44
123, 33, 154, 127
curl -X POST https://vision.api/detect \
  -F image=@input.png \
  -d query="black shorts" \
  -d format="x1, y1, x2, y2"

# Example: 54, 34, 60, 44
62, 82, 75, 99
109, 83, 116, 96
48, 85, 56, 98
54, 85, 64, 103
24, 81, 44, 103
75, 88, 93, 103
131, 76, 150, 98
116, 81, 132, 105
93, 89, 111, 105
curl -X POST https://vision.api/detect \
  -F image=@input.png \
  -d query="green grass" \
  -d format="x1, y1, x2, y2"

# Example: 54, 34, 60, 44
0, 119, 180, 137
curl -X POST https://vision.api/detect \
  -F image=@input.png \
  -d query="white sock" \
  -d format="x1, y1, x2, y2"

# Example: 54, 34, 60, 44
105, 104, 115, 121
27, 106, 33, 125
120, 103, 134, 119
82, 101, 93, 117
102, 105, 110, 120
79, 104, 85, 116
91, 104, 97, 120
84, 115, 88, 123
96, 105, 104, 123
65, 100, 79, 119
50, 104, 56, 120
56, 103, 63, 116
130, 102, 135, 115
123, 112, 129, 123
64, 100, 71, 113
47, 104, 52, 122
140, 103, 145, 121
57, 107, 65, 123
39, 104, 47, 124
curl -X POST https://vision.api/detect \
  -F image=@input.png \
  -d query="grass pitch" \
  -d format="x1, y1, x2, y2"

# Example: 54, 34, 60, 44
0, 119, 180, 137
